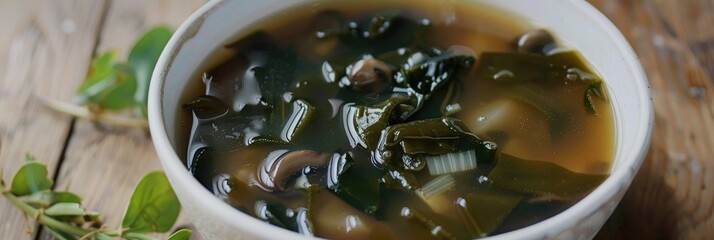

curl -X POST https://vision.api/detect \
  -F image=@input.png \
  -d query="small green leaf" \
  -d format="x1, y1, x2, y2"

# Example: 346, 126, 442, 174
24, 191, 82, 209
45, 203, 86, 216
127, 27, 173, 117
77, 51, 118, 103
122, 171, 181, 233
24, 153, 36, 162
95, 232, 113, 240
122, 232, 157, 240
10, 160, 54, 196
46, 227, 77, 240
167, 229, 192, 240
25, 191, 54, 208
53, 191, 82, 204
99, 64, 138, 110
76, 52, 138, 110
86, 211, 101, 222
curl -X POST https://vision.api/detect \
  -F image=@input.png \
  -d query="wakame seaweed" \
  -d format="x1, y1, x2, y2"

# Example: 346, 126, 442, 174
181, 3, 615, 239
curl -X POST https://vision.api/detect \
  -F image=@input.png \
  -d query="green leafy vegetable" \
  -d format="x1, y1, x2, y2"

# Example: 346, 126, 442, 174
167, 229, 193, 240
77, 53, 138, 110
1, 155, 191, 240
127, 27, 173, 117
25, 191, 82, 209
77, 51, 118, 98
46, 26, 174, 128
122, 171, 181, 234
101, 63, 139, 110
46, 227, 78, 240
45, 203, 87, 216
10, 156, 53, 196
488, 153, 607, 197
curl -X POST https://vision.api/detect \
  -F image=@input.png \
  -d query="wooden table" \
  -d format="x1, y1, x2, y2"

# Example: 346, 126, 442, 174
0, 0, 711, 239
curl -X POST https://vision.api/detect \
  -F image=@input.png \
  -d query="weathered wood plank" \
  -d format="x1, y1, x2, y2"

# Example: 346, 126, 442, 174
38, 1, 204, 239
0, 0, 107, 239
589, 0, 714, 239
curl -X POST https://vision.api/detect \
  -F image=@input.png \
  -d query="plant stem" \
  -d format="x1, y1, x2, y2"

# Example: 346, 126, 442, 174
40, 97, 149, 128
1, 190, 90, 236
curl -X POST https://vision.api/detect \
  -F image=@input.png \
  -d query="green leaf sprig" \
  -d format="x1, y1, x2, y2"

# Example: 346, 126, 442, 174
0, 154, 191, 240
43, 27, 173, 128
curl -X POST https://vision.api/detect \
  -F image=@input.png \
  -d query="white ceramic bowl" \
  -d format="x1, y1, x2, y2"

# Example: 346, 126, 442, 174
148, 0, 653, 239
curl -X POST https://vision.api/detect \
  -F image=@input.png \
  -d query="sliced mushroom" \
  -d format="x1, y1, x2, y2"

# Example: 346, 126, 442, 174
348, 58, 393, 95
514, 29, 556, 55
257, 150, 334, 191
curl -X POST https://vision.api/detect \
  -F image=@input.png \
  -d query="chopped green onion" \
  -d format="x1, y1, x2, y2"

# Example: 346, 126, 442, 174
426, 150, 477, 176
417, 174, 455, 199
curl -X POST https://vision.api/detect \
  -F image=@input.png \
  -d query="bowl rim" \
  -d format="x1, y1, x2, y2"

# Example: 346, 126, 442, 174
148, 0, 653, 239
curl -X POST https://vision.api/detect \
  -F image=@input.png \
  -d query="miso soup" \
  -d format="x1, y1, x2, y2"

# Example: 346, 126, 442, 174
177, 1, 615, 239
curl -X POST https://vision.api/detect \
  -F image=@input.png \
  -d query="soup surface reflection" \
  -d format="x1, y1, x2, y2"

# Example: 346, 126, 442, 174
177, 1, 615, 239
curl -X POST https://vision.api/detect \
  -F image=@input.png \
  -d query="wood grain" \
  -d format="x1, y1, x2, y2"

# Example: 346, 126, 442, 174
37, 1, 204, 239
589, 0, 714, 239
0, 0, 107, 239
0, 0, 712, 239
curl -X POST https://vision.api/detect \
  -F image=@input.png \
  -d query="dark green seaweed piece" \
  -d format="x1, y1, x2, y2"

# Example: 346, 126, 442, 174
505, 83, 571, 139
279, 99, 315, 142
183, 95, 229, 120
488, 153, 607, 197
220, 32, 300, 112
398, 53, 475, 95
188, 147, 216, 191
475, 51, 599, 83
584, 82, 607, 115
346, 95, 416, 149
328, 154, 382, 215
459, 189, 523, 236
332, 173, 381, 215
326, 152, 356, 189
381, 169, 418, 191
475, 51, 607, 115
373, 118, 496, 170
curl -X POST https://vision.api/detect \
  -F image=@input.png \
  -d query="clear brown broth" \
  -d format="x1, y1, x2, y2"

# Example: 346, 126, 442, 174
175, 1, 615, 239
